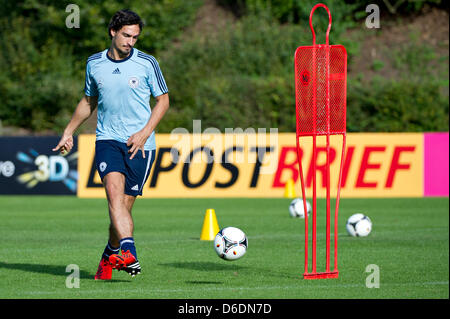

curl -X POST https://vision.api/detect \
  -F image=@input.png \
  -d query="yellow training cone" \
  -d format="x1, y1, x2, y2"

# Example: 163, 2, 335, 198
284, 178, 296, 198
200, 208, 220, 241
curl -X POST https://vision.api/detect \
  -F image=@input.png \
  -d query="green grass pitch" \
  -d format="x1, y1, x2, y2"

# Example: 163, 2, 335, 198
0, 196, 448, 299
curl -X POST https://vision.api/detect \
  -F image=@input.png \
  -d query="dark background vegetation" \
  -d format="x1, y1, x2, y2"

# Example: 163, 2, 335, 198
0, 0, 448, 134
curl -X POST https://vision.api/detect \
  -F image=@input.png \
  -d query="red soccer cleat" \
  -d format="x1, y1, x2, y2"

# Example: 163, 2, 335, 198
108, 250, 137, 270
94, 258, 112, 280
109, 250, 141, 277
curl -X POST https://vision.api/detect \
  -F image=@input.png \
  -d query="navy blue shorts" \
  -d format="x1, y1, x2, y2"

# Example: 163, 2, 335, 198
95, 140, 156, 197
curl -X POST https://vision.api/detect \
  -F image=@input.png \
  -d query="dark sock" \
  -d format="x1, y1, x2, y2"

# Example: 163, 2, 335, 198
120, 237, 137, 260
101, 241, 120, 260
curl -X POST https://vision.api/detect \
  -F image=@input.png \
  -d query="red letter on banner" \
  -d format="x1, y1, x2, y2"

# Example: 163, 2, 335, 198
355, 146, 386, 188
272, 147, 300, 188
385, 146, 415, 188
340, 146, 355, 188
306, 147, 337, 188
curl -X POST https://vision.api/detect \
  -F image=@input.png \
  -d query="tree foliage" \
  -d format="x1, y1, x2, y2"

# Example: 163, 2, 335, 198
0, 0, 448, 133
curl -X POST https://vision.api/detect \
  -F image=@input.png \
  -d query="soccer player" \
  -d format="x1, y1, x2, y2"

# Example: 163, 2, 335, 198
53, 9, 169, 279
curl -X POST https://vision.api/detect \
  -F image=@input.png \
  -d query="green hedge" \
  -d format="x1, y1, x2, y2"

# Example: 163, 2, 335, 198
1, 0, 203, 58
159, 11, 448, 133
218, 0, 447, 20
347, 78, 449, 132
158, 14, 302, 132
0, 0, 203, 131
0, 1, 448, 133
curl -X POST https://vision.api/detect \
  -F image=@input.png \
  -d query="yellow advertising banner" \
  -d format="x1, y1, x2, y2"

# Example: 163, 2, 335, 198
77, 133, 423, 198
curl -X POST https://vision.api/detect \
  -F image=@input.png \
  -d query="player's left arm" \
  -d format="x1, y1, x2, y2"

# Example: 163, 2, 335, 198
127, 93, 169, 159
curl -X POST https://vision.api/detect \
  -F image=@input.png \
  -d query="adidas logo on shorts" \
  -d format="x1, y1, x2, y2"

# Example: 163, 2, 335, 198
131, 184, 139, 191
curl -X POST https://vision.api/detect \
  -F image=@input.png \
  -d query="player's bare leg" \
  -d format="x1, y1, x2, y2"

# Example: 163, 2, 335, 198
96, 172, 129, 280
104, 172, 133, 239
124, 194, 136, 218
107, 194, 136, 247
103, 173, 141, 276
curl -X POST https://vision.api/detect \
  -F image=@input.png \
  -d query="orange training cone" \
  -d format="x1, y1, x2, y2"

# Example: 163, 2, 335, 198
284, 178, 296, 198
200, 208, 220, 240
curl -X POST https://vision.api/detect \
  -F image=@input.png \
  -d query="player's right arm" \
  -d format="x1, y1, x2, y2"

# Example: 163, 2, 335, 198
52, 95, 98, 154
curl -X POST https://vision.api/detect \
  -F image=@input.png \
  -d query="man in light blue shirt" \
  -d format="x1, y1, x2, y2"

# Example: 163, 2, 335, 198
84, 44, 168, 151
53, 9, 170, 280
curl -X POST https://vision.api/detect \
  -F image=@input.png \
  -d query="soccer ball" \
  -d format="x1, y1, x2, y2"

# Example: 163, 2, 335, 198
289, 198, 311, 218
214, 227, 248, 261
346, 213, 372, 237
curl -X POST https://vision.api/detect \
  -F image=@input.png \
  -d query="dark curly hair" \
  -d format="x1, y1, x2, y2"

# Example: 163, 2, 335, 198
108, 9, 144, 39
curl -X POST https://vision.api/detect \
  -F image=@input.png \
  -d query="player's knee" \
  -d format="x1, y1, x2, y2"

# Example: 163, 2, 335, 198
105, 183, 122, 199
104, 176, 124, 197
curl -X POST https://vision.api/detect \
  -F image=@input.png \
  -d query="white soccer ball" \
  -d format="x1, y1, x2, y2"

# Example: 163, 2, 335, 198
289, 198, 311, 218
214, 227, 248, 261
346, 213, 372, 237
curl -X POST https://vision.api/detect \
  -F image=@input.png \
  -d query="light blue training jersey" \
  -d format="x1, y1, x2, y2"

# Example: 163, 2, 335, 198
84, 48, 168, 150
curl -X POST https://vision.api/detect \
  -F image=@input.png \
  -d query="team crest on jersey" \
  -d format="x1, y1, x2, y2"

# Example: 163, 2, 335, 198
128, 77, 139, 88
99, 162, 107, 172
